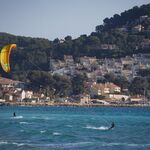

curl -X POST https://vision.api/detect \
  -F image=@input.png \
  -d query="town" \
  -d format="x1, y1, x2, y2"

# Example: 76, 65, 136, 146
0, 10, 150, 107
1, 52, 150, 107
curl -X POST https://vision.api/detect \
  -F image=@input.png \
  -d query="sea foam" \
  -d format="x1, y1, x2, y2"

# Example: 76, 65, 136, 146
85, 125, 109, 130
52, 132, 61, 135
40, 130, 46, 133
0, 141, 8, 145
101, 142, 150, 147
11, 116, 23, 119
19, 122, 30, 125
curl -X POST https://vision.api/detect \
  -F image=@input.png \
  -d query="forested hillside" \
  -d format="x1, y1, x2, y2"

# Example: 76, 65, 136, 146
0, 3, 150, 82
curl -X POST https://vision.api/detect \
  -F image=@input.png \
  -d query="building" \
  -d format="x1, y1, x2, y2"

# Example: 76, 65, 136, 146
90, 82, 121, 98
80, 56, 97, 69
13, 90, 33, 102
100, 44, 118, 50
64, 55, 74, 66
132, 25, 144, 33
121, 56, 134, 80
108, 94, 129, 101
0, 77, 25, 89
130, 95, 144, 103
80, 94, 91, 104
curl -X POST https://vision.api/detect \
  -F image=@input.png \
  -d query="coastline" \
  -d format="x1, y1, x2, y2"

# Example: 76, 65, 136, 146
1, 101, 150, 108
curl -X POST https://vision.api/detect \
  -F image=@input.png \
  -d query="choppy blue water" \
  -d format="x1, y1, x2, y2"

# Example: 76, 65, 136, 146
0, 106, 150, 150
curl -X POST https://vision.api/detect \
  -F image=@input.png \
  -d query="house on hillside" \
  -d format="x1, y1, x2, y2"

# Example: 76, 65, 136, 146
1, 88, 16, 102
121, 56, 134, 80
90, 82, 121, 98
80, 56, 97, 69
0, 77, 25, 90
100, 44, 118, 50
132, 25, 144, 33
64, 55, 74, 66
32, 92, 45, 102
14, 90, 33, 102
49, 59, 65, 71
139, 15, 148, 22
4, 93, 13, 102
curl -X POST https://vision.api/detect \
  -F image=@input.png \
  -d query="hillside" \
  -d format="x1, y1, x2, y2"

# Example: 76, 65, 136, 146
0, 3, 150, 81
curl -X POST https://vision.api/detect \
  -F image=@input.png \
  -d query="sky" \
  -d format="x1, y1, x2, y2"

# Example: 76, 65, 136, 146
0, 0, 149, 40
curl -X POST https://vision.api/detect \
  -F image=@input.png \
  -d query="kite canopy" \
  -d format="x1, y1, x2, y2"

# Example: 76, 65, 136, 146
0, 44, 17, 73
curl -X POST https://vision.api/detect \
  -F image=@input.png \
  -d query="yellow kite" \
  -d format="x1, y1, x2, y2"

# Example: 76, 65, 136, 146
0, 44, 17, 73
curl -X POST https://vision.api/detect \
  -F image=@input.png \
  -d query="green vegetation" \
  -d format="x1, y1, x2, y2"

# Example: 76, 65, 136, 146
0, 3, 150, 97
96, 4, 150, 32
26, 70, 86, 97
102, 73, 149, 96
71, 74, 86, 95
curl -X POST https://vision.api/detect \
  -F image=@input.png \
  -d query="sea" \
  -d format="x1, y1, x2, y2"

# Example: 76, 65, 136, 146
0, 106, 150, 150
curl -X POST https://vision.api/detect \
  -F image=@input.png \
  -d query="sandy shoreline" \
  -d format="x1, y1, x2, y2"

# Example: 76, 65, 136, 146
1, 102, 150, 108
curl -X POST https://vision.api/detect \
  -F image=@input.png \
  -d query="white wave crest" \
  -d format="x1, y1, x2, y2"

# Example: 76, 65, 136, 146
40, 130, 46, 133
53, 132, 61, 135
0, 141, 91, 148
101, 142, 150, 147
85, 125, 109, 130
11, 116, 23, 119
1, 140, 150, 148
12, 142, 25, 146
0, 141, 8, 145
13, 141, 92, 148
19, 122, 30, 125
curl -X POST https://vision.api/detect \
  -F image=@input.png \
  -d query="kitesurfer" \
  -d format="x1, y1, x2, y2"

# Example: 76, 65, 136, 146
13, 112, 16, 117
108, 122, 115, 130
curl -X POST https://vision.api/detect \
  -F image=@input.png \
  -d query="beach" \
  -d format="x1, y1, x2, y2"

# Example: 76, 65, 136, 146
1, 101, 150, 108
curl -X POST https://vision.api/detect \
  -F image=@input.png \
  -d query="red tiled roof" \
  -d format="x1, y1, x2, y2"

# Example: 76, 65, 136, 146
92, 82, 120, 89
0, 77, 23, 85
130, 95, 144, 99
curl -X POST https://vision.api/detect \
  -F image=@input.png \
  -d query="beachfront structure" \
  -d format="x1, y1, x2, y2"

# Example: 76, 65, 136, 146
4, 93, 13, 102
14, 90, 33, 102
90, 82, 121, 98
80, 94, 91, 104
108, 94, 129, 101
32, 93, 46, 102
130, 95, 144, 103
91, 99, 110, 105
1, 89, 33, 102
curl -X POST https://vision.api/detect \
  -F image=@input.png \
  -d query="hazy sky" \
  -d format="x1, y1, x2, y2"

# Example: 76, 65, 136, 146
0, 0, 149, 40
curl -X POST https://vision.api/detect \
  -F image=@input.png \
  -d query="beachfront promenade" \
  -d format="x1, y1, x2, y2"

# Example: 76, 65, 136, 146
1, 101, 150, 108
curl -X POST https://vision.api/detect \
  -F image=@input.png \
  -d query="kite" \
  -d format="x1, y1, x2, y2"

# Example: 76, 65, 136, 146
0, 44, 17, 73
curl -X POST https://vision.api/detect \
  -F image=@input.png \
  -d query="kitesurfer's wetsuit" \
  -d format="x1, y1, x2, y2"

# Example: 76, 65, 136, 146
108, 122, 115, 130
13, 112, 16, 117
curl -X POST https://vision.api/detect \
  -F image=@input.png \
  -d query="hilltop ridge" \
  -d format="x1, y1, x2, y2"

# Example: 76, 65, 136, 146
0, 3, 150, 79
